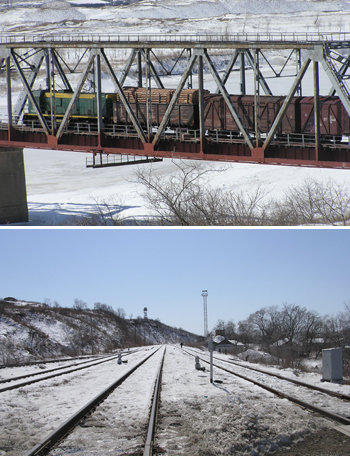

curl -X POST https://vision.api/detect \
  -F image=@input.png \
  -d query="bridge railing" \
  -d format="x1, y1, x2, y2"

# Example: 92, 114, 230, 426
1, 32, 350, 46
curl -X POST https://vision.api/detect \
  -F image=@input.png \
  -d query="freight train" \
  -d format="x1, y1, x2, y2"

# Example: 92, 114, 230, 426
24, 88, 350, 140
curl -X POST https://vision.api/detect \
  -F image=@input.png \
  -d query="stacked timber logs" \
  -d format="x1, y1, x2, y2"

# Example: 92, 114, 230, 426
115, 88, 208, 105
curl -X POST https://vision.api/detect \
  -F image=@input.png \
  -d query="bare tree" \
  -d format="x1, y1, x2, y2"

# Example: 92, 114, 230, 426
73, 298, 87, 310
137, 160, 267, 226
116, 308, 126, 319
214, 319, 226, 333
280, 303, 308, 345
137, 160, 221, 225
246, 306, 283, 350
237, 319, 257, 345
275, 179, 350, 225
64, 162, 350, 227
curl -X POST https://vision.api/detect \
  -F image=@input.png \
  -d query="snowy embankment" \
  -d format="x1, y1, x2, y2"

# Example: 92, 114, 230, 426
1, 345, 349, 455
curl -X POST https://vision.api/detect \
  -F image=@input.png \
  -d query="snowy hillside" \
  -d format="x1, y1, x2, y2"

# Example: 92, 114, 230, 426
0, 298, 202, 364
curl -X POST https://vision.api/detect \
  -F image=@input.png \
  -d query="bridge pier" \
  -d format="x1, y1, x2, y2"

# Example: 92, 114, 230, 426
0, 147, 28, 224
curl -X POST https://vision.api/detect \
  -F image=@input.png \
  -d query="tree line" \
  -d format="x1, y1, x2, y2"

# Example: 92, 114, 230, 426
214, 302, 350, 361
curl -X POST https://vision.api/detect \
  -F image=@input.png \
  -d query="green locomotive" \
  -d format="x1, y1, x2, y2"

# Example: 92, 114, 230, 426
26, 90, 116, 124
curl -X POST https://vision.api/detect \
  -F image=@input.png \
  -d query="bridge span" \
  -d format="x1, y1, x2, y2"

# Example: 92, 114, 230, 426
0, 33, 350, 221
1, 32, 350, 167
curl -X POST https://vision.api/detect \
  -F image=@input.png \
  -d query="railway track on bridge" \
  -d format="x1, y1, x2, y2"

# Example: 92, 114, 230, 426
184, 347, 350, 426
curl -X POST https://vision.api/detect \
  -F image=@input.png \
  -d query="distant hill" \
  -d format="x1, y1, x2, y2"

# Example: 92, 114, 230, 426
0, 298, 203, 364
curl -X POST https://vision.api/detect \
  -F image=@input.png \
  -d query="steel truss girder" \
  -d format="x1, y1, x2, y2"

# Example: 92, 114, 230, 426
260, 49, 295, 77
263, 57, 311, 150
152, 53, 197, 147
140, 49, 164, 89
56, 51, 95, 139
50, 49, 72, 92
202, 49, 254, 150
118, 48, 137, 86
53, 48, 89, 74
217, 49, 272, 96
150, 48, 187, 76
320, 45, 350, 116
13, 50, 45, 123
56, 48, 147, 144
99, 49, 147, 144
244, 50, 272, 96
329, 55, 350, 96
2, 38, 350, 165
152, 49, 254, 149
11, 50, 50, 134
215, 50, 239, 94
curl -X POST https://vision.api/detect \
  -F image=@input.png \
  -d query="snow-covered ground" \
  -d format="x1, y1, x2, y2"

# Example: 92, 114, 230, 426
20, 150, 350, 225
0, 0, 350, 225
0, 346, 155, 455
1, 345, 348, 456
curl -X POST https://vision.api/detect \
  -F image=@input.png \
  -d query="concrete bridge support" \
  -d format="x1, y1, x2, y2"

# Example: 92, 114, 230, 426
0, 147, 28, 224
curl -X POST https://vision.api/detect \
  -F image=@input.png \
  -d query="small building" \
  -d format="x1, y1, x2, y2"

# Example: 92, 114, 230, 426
213, 335, 235, 354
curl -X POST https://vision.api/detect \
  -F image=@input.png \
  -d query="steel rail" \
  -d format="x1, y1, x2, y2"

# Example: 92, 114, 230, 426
23, 347, 161, 456
215, 356, 350, 402
0, 353, 125, 393
0, 354, 109, 385
143, 346, 166, 456
0, 349, 139, 386
184, 347, 350, 401
183, 348, 350, 426
0, 353, 103, 369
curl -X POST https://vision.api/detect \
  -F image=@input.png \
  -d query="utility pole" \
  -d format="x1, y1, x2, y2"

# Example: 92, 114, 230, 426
201, 290, 208, 338
209, 332, 214, 383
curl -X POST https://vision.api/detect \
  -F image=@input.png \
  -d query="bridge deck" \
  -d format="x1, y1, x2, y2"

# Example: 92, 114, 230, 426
1, 32, 350, 49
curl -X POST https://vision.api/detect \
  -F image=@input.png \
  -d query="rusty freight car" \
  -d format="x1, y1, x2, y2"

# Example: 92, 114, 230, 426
113, 87, 208, 128
204, 95, 298, 135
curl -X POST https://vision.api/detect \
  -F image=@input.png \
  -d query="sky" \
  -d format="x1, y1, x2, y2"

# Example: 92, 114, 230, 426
0, 228, 349, 335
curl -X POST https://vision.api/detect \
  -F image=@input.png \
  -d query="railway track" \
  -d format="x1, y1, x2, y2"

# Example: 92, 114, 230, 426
0, 354, 102, 370
21, 346, 165, 456
0, 350, 140, 393
3, 345, 349, 456
0, 354, 108, 385
183, 347, 350, 426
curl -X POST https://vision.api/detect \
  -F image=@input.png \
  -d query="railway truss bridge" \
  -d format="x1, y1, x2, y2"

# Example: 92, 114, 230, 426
0, 32, 350, 170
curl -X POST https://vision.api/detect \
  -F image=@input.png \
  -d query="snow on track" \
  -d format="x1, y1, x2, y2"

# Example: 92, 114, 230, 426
1, 345, 348, 456
155, 346, 330, 455
0, 347, 152, 456
49, 346, 166, 455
